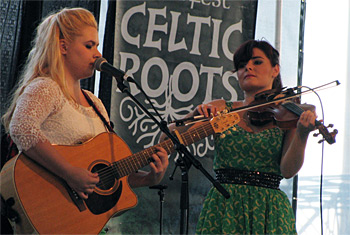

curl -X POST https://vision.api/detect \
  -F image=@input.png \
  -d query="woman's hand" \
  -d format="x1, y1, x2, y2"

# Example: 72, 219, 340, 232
195, 100, 226, 118
146, 147, 169, 186
296, 110, 317, 139
64, 166, 99, 199
128, 147, 169, 188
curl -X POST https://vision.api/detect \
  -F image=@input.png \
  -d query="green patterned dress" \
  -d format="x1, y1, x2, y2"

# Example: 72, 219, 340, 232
195, 103, 297, 235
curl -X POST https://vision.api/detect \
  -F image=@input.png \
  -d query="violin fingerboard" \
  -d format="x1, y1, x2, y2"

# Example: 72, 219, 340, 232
282, 102, 304, 116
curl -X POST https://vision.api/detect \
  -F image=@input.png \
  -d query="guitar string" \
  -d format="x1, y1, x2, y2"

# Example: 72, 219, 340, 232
94, 146, 162, 187
94, 122, 215, 188
93, 122, 214, 188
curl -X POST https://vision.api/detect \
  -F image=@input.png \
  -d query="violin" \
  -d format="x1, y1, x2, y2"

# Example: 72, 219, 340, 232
246, 88, 338, 145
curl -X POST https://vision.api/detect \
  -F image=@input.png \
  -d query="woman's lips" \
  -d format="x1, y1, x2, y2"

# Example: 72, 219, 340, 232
244, 74, 255, 79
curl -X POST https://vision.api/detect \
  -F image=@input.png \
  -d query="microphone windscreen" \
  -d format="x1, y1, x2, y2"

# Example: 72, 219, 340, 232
94, 57, 107, 71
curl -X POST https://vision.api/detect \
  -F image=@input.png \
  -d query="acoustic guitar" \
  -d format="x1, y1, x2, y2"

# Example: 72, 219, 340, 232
0, 112, 239, 234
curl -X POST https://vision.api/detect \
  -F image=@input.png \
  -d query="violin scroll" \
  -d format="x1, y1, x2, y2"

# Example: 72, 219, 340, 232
313, 122, 338, 144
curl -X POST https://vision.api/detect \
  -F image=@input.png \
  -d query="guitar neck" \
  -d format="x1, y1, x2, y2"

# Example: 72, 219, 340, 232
112, 122, 214, 178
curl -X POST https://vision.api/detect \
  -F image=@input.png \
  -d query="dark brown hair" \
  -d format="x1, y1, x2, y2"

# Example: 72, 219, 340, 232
233, 40, 282, 90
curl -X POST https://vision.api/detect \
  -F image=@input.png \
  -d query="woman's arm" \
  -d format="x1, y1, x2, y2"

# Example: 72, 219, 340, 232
280, 110, 317, 178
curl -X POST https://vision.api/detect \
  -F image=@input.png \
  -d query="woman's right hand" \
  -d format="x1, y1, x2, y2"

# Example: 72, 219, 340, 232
195, 100, 226, 118
159, 99, 226, 142
64, 166, 100, 199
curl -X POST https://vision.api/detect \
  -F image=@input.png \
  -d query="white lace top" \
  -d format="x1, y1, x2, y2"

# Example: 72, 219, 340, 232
10, 77, 110, 151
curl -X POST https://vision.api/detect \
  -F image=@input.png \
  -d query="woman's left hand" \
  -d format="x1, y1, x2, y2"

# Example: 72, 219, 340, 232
128, 146, 169, 188
147, 146, 169, 185
296, 110, 317, 137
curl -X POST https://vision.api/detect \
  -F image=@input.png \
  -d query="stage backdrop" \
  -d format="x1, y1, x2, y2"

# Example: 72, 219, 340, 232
107, 1, 257, 234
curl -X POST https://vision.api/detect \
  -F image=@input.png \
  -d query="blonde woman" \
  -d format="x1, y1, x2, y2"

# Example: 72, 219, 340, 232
2, 8, 168, 200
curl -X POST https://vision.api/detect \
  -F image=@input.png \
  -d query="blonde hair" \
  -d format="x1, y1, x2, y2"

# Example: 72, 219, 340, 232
2, 8, 97, 132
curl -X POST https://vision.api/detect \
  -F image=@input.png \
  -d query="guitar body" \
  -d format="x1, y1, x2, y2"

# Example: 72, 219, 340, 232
1, 132, 138, 234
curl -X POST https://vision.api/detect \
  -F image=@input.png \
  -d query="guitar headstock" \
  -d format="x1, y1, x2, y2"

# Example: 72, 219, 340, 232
210, 112, 240, 133
313, 122, 338, 144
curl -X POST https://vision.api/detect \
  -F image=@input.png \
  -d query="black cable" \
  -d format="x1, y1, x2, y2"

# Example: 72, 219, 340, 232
300, 85, 325, 235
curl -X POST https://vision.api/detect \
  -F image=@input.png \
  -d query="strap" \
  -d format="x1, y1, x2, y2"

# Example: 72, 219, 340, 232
81, 90, 114, 133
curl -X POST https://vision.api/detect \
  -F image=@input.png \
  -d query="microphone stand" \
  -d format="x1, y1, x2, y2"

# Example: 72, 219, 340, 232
149, 184, 168, 235
169, 153, 191, 234
115, 79, 230, 234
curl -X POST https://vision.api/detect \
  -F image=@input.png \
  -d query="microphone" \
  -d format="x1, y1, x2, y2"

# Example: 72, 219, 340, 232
93, 57, 134, 83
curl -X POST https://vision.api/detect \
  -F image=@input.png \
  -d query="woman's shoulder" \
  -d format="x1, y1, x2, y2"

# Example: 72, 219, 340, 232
26, 77, 61, 93
23, 77, 65, 107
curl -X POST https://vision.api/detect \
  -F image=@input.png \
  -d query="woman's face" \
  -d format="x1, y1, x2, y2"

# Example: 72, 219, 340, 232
60, 26, 101, 81
236, 48, 279, 95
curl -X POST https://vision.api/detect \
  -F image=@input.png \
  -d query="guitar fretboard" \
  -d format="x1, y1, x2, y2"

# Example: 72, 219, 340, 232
111, 122, 214, 178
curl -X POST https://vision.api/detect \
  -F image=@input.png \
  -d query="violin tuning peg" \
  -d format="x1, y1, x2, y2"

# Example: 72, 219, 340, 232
327, 124, 334, 128
313, 133, 320, 137
318, 139, 325, 144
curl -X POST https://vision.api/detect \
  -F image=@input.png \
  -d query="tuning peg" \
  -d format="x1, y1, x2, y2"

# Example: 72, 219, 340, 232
327, 124, 334, 128
313, 132, 320, 137
318, 139, 325, 144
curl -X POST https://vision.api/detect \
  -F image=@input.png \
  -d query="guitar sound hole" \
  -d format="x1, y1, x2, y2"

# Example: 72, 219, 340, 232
91, 163, 115, 190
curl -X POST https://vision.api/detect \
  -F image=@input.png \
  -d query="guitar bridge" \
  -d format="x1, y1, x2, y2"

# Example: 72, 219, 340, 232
63, 181, 86, 212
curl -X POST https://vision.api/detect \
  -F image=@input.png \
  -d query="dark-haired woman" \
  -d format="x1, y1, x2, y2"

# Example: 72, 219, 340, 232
163, 40, 316, 234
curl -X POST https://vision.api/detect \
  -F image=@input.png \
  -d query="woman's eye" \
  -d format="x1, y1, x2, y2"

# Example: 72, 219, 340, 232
86, 45, 92, 49
253, 60, 263, 65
